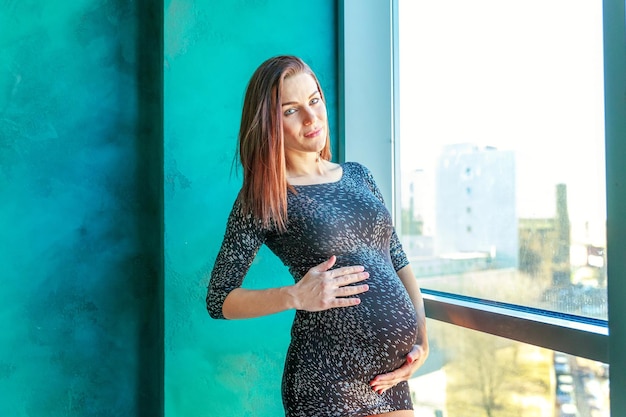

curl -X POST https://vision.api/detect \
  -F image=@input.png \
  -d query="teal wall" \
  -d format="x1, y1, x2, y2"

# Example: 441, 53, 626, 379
0, 1, 163, 416
164, 1, 337, 416
1, 0, 336, 415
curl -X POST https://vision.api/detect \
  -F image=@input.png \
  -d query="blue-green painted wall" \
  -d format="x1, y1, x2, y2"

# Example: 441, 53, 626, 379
164, 1, 337, 415
0, 1, 163, 415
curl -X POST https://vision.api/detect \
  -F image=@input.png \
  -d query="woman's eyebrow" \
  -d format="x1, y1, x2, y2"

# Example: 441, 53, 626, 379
281, 91, 320, 106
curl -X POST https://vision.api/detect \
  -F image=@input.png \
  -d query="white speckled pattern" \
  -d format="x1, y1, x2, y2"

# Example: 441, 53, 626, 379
208, 162, 418, 416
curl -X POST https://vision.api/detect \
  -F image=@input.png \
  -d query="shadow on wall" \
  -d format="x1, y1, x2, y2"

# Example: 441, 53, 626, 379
0, 0, 163, 416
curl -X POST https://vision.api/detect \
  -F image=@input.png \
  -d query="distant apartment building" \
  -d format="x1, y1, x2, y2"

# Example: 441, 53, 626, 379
519, 183, 606, 288
400, 169, 434, 258
518, 217, 559, 281
435, 143, 518, 269
518, 184, 572, 285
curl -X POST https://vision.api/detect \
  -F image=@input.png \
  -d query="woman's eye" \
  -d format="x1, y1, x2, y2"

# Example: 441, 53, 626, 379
284, 108, 296, 116
310, 97, 320, 105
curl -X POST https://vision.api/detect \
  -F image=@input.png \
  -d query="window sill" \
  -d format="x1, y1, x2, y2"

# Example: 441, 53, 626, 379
422, 289, 608, 362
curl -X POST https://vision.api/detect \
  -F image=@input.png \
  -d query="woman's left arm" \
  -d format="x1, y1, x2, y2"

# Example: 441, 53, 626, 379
369, 264, 429, 394
360, 163, 429, 392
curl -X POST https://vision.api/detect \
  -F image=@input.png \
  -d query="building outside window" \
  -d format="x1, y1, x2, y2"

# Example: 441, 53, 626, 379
394, 0, 609, 415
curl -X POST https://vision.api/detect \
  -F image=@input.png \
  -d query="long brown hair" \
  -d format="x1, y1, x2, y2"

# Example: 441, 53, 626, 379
237, 55, 331, 231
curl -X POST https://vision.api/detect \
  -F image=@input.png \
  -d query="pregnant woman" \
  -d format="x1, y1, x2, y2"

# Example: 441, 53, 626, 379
207, 55, 428, 417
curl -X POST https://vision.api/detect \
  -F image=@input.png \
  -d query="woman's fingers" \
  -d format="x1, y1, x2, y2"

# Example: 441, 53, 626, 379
328, 263, 365, 278
369, 346, 427, 394
315, 257, 369, 288
335, 281, 369, 296
316, 269, 369, 308
331, 269, 369, 287
370, 372, 404, 394
369, 366, 409, 394
315, 254, 337, 272
297, 256, 370, 312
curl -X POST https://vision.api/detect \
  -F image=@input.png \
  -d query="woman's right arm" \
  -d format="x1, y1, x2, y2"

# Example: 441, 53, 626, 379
221, 255, 369, 319
207, 198, 369, 320
206, 196, 265, 319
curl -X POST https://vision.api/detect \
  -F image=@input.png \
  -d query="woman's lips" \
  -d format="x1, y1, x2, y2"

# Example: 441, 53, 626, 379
304, 128, 323, 138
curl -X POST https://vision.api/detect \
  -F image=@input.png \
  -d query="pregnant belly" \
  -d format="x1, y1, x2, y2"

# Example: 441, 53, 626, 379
355, 262, 418, 371
290, 261, 418, 378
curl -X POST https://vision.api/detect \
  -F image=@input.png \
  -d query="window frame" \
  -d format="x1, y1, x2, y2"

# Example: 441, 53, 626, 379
338, 0, 624, 414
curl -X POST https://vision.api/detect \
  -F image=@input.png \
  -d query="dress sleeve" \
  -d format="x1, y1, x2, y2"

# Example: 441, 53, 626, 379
359, 163, 410, 272
206, 195, 267, 319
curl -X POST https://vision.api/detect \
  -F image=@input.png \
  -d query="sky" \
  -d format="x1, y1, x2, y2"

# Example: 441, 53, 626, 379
397, 0, 606, 244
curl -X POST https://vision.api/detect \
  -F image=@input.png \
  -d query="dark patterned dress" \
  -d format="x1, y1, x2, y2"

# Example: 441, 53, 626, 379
207, 162, 418, 417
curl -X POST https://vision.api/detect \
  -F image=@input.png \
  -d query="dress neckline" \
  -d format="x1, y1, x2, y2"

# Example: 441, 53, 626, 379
290, 162, 345, 188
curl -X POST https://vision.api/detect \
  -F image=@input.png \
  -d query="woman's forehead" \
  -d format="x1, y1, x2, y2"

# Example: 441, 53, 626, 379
281, 73, 318, 99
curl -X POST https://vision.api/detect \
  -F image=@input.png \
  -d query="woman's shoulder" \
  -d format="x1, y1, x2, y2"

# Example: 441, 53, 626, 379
342, 161, 373, 178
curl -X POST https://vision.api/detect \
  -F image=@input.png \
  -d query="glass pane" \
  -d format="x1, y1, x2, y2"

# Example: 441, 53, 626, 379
396, 0, 607, 319
410, 320, 610, 416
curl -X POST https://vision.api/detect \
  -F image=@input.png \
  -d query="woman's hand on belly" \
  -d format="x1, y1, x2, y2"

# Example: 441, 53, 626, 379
289, 255, 370, 312
369, 344, 429, 395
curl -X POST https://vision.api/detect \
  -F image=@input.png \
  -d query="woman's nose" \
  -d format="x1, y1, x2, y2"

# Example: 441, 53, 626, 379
302, 107, 316, 125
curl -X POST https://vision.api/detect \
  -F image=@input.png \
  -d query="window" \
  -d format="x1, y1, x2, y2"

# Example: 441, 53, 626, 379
396, 0, 607, 320
393, 0, 611, 414
339, 0, 626, 417
412, 320, 609, 417
339, 0, 623, 415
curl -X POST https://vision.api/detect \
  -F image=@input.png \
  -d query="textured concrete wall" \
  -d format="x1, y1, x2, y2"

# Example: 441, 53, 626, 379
164, 1, 337, 416
0, 1, 163, 416
0, 0, 336, 414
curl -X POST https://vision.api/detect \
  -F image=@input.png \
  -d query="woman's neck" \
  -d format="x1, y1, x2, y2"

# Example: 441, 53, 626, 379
286, 159, 341, 185
287, 158, 323, 177
286, 152, 323, 177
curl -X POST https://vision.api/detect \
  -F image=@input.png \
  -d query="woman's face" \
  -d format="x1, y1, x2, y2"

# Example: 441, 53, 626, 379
280, 72, 328, 159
